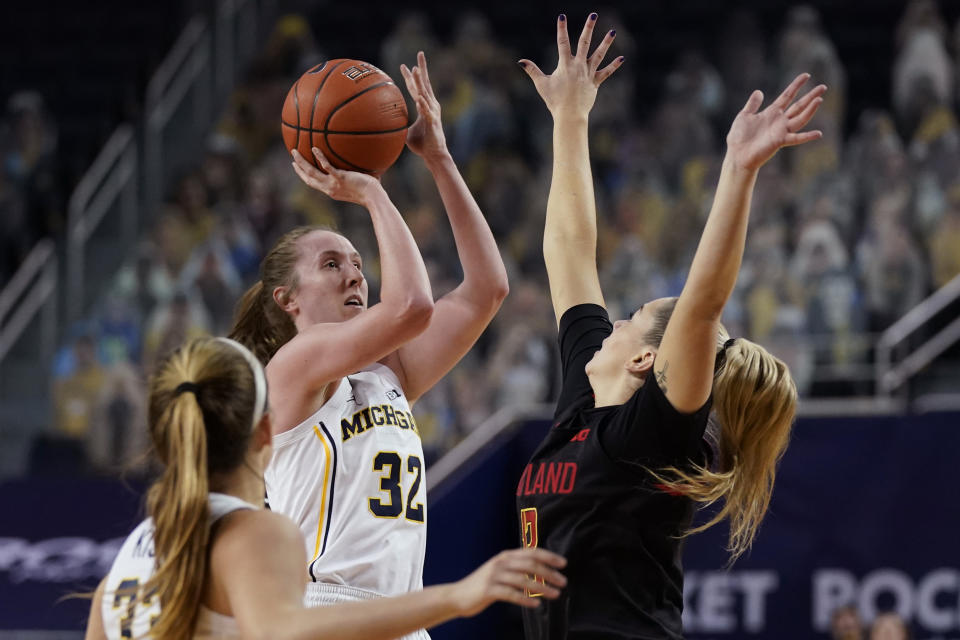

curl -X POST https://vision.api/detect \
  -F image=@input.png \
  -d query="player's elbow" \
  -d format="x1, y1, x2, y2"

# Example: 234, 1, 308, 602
396, 295, 435, 336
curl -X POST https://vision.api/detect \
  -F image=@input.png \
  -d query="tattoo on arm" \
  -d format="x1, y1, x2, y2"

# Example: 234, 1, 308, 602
654, 360, 669, 393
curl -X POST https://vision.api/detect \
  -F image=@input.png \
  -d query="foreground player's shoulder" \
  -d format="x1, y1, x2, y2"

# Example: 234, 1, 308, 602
211, 509, 304, 564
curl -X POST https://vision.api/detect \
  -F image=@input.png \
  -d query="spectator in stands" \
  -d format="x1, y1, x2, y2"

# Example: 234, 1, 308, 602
830, 604, 864, 640
929, 186, 960, 287
87, 360, 148, 475
869, 612, 911, 640
52, 335, 106, 441
142, 292, 211, 374
893, 0, 952, 136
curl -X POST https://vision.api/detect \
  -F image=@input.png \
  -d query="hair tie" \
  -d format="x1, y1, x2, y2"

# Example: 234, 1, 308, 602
175, 381, 201, 396
723, 337, 738, 351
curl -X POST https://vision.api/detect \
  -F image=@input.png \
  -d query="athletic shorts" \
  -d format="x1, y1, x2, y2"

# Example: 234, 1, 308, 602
304, 582, 432, 640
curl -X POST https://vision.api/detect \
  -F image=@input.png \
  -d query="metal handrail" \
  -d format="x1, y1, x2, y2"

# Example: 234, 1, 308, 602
0, 240, 57, 363
876, 272, 960, 395
144, 16, 211, 213
146, 16, 207, 108
66, 124, 138, 323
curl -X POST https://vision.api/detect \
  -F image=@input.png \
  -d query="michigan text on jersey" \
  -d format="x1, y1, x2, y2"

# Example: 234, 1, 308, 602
340, 404, 420, 442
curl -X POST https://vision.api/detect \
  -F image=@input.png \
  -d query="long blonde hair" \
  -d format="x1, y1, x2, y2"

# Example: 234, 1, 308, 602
143, 338, 261, 639
644, 300, 798, 562
228, 225, 322, 365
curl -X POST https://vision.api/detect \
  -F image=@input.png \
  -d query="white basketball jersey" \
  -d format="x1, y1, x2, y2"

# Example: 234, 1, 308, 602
101, 493, 255, 639
265, 362, 426, 597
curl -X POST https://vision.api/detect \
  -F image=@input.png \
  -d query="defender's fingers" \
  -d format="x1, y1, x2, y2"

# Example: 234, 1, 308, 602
772, 73, 810, 110
789, 97, 824, 132
785, 84, 827, 119
576, 13, 599, 59
783, 130, 823, 147
740, 90, 764, 115
588, 29, 616, 71
518, 59, 547, 81
595, 55, 624, 86
557, 14, 572, 59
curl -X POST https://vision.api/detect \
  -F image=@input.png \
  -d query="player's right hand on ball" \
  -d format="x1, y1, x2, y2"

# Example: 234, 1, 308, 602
452, 548, 567, 617
291, 147, 382, 206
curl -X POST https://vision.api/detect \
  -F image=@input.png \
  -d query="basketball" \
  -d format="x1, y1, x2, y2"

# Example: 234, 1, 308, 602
281, 59, 409, 176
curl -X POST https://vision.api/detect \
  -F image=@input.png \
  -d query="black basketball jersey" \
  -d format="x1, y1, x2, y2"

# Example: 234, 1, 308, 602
517, 304, 712, 640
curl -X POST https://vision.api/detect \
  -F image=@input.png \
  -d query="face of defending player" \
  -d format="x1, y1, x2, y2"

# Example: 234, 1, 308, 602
585, 297, 676, 384
277, 229, 369, 330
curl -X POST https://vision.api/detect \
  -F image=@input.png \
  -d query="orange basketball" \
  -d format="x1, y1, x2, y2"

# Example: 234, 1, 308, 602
281, 59, 409, 176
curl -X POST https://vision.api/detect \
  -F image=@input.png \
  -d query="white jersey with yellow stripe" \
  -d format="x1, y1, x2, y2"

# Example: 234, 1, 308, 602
265, 362, 427, 598
101, 493, 255, 639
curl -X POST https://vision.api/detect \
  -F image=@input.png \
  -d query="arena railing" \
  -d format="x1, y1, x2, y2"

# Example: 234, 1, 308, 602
66, 124, 138, 323
875, 272, 960, 400
0, 240, 57, 365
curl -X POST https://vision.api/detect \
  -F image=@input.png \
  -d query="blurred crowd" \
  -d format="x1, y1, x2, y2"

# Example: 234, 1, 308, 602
831, 605, 913, 640
42, 1, 960, 472
0, 91, 62, 284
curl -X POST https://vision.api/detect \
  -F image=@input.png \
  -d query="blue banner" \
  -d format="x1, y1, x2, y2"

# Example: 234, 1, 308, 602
424, 412, 960, 640
2, 413, 958, 638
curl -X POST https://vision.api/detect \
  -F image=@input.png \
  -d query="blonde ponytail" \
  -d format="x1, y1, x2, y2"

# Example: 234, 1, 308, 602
141, 339, 262, 639
651, 339, 797, 562
144, 391, 210, 640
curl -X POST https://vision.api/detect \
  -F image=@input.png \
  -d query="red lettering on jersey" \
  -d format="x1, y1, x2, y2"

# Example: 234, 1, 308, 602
545, 463, 563, 493
517, 464, 532, 496
532, 464, 546, 494
570, 428, 590, 442
518, 462, 579, 496
559, 462, 578, 494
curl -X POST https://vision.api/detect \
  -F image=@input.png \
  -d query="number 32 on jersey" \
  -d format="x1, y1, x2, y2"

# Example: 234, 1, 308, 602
520, 507, 545, 597
368, 451, 425, 523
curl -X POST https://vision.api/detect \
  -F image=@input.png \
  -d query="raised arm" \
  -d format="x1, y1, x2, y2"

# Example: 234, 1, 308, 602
216, 511, 566, 640
519, 14, 623, 323
268, 150, 434, 399
381, 52, 510, 402
654, 75, 826, 412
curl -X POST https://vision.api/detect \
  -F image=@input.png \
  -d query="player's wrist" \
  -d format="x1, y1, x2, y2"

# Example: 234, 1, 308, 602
422, 147, 453, 169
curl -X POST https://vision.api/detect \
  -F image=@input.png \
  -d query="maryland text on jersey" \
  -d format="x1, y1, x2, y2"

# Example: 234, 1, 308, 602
341, 403, 420, 442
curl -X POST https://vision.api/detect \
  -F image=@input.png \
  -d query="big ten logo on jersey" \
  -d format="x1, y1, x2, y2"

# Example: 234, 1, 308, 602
520, 508, 545, 597
341, 63, 380, 82
341, 404, 420, 442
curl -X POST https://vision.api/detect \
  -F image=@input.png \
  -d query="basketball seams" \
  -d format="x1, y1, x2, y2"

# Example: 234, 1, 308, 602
323, 81, 405, 174
280, 121, 409, 136
284, 61, 408, 175
308, 61, 347, 162
292, 77, 302, 151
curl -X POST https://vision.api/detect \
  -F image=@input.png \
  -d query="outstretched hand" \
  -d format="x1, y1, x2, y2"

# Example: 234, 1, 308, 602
452, 548, 567, 617
291, 147, 382, 206
400, 51, 448, 160
725, 74, 828, 171
518, 13, 624, 118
